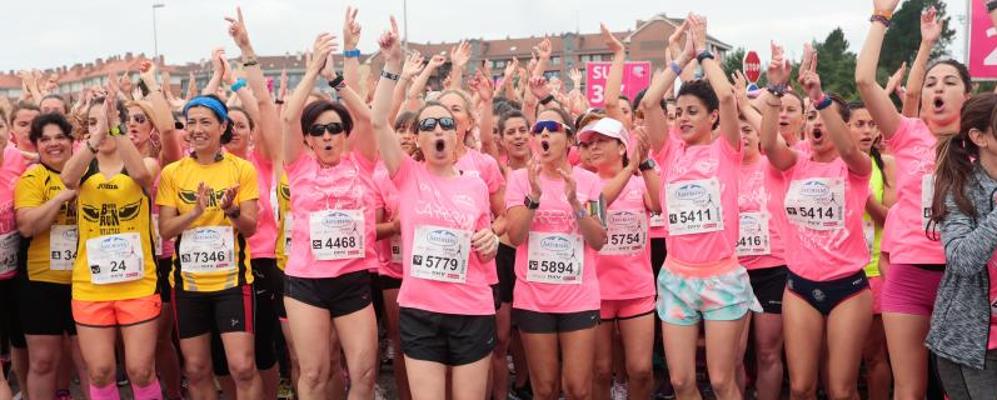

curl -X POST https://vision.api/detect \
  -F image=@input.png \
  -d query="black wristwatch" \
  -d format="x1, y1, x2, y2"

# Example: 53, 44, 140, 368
766, 83, 787, 98
638, 159, 657, 172
524, 195, 540, 210
225, 207, 241, 219
539, 95, 555, 105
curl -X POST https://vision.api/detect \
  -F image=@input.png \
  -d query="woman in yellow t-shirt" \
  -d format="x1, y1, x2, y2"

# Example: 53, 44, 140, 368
61, 94, 161, 400
156, 94, 262, 400
13, 112, 90, 400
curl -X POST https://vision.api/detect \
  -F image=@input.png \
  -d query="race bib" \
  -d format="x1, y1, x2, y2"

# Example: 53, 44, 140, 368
410, 225, 471, 283
784, 178, 845, 231
0, 231, 19, 276
736, 212, 771, 257
179, 226, 235, 274
309, 209, 365, 260
665, 178, 724, 235
526, 232, 584, 284
602, 210, 647, 255
390, 235, 403, 264
922, 175, 935, 233
49, 225, 78, 271
86, 232, 144, 285
152, 212, 162, 257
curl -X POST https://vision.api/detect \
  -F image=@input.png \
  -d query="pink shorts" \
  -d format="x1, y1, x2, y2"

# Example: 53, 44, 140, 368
881, 263, 943, 316
600, 295, 655, 320
867, 275, 884, 315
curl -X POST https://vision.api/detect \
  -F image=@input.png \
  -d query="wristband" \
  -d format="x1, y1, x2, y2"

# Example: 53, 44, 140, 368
696, 51, 715, 64
814, 93, 833, 111
343, 49, 361, 59
766, 83, 787, 97
573, 207, 587, 220
524, 195, 540, 210
230, 78, 247, 93
539, 94, 555, 105
328, 74, 345, 91
225, 207, 241, 219
669, 61, 683, 76
242, 58, 258, 68
381, 70, 400, 82
869, 14, 891, 28
274, 99, 285, 105
638, 159, 657, 172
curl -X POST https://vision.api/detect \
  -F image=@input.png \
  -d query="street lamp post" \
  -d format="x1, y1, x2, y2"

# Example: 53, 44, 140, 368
152, 2, 165, 61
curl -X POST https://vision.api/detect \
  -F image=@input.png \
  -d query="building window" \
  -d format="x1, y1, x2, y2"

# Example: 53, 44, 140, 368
551, 56, 560, 65
494, 59, 507, 69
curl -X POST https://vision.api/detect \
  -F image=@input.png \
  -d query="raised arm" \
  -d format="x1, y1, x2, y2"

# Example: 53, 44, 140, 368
138, 62, 183, 165
855, 0, 903, 138
531, 38, 552, 78
800, 48, 871, 176
689, 15, 739, 149
732, 70, 762, 132
342, 6, 363, 92
391, 52, 424, 122
283, 33, 337, 164
759, 42, 797, 171
371, 17, 407, 176
448, 41, 471, 90
904, 7, 943, 118
202, 48, 226, 96
601, 24, 629, 124
405, 54, 445, 112
227, 7, 281, 162
469, 66, 498, 158
321, 50, 376, 162
63, 104, 110, 190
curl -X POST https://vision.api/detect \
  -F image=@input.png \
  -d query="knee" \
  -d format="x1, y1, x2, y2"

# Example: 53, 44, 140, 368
226, 358, 259, 384
709, 371, 737, 393
757, 347, 783, 367
87, 364, 117, 387
789, 382, 817, 399
563, 378, 591, 400
28, 355, 58, 375
625, 361, 653, 385
827, 387, 858, 400
531, 378, 558, 399
298, 365, 328, 389
669, 371, 698, 395
347, 363, 375, 390
183, 359, 212, 382
594, 359, 613, 384
125, 364, 156, 387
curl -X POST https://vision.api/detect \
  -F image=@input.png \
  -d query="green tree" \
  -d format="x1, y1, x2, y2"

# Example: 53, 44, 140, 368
879, 0, 955, 79
722, 48, 745, 79
814, 28, 858, 100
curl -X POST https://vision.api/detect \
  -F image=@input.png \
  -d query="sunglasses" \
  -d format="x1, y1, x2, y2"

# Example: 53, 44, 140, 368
417, 117, 456, 133
308, 123, 346, 137
128, 114, 148, 124
531, 120, 569, 135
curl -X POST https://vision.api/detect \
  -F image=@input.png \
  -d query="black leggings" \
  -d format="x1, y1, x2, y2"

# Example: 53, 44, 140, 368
935, 351, 997, 400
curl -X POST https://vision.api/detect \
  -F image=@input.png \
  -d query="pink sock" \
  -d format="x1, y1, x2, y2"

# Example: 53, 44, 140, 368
89, 384, 121, 400
131, 380, 164, 400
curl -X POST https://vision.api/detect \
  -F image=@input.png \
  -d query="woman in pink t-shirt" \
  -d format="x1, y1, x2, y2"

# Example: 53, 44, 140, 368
856, 3, 968, 398
579, 117, 661, 400
762, 44, 873, 400
639, 15, 755, 400
370, 22, 501, 399
505, 103, 607, 399
280, 33, 381, 399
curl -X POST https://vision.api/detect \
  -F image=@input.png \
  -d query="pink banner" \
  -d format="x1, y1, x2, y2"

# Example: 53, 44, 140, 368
585, 61, 652, 108
969, 0, 997, 79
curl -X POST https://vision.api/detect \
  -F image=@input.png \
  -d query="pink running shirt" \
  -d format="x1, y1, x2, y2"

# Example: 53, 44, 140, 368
373, 163, 403, 279
882, 117, 944, 264
737, 156, 787, 270
392, 156, 495, 315
780, 155, 870, 281
505, 165, 604, 313
0, 146, 27, 280
284, 150, 381, 278
598, 175, 654, 300
246, 151, 277, 259
457, 148, 505, 196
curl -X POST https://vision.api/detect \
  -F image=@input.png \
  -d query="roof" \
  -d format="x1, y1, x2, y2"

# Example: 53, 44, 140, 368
626, 13, 733, 50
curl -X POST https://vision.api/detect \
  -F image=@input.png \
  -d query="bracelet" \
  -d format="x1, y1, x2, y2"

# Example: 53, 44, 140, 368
766, 83, 787, 97
696, 50, 715, 64
380, 70, 400, 82
343, 49, 361, 59
230, 78, 247, 92
242, 58, 258, 68
869, 14, 891, 28
815, 93, 833, 111
539, 94, 555, 105
274, 99, 285, 105
225, 207, 241, 219
328, 74, 345, 91
669, 61, 683, 76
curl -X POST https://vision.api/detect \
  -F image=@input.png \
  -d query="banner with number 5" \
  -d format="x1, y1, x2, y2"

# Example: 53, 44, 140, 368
585, 61, 652, 108
970, 0, 997, 79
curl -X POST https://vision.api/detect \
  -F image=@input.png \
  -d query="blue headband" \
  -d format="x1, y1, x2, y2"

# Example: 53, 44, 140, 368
183, 96, 229, 122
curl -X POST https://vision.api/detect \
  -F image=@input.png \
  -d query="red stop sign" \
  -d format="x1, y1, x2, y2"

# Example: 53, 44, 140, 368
743, 51, 761, 83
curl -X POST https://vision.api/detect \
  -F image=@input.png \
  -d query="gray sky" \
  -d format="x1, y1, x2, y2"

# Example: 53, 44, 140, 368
0, 0, 970, 72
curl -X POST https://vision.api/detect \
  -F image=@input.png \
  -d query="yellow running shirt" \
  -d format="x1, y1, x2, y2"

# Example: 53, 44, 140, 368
275, 173, 290, 271
73, 161, 158, 301
156, 153, 259, 292
14, 164, 77, 284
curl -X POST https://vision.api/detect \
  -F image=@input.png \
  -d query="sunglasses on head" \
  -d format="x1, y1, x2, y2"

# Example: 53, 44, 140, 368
417, 117, 456, 133
531, 120, 568, 135
308, 123, 346, 137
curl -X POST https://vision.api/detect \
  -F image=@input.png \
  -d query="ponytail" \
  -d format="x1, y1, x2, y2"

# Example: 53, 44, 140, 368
869, 147, 889, 188
930, 93, 996, 230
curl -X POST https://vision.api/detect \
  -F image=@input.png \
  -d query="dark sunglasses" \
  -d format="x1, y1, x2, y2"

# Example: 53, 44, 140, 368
308, 123, 346, 137
531, 120, 569, 135
417, 117, 456, 133
128, 114, 148, 124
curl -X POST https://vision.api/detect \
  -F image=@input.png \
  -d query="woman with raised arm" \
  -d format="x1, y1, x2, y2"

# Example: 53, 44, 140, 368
13, 112, 92, 400
370, 17, 500, 400
60, 92, 159, 400
763, 44, 873, 400
279, 30, 380, 400
734, 108, 789, 400
601, 24, 635, 132
581, 118, 661, 400
156, 91, 262, 400
855, 1, 967, 398
927, 93, 997, 400
646, 15, 754, 400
